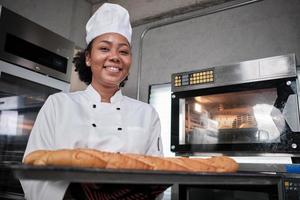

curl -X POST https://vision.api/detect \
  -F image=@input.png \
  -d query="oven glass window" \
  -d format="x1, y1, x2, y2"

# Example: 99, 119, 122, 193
179, 88, 284, 145
0, 73, 59, 136
5, 34, 68, 73
0, 72, 60, 156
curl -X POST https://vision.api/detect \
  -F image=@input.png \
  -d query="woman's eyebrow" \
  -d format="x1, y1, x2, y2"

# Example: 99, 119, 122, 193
118, 43, 130, 48
98, 40, 129, 48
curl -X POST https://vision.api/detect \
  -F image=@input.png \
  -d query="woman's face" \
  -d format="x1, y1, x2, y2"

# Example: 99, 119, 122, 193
86, 33, 132, 89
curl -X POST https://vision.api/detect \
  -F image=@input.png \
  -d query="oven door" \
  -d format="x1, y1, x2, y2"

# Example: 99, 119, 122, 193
0, 59, 69, 199
171, 78, 300, 155
0, 59, 69, 159
181, 184, 281, 200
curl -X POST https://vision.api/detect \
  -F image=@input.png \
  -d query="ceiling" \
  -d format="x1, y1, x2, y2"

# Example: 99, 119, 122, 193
84, 0, 236, 26
85, 0, 106, 4
84, 0, 226, 5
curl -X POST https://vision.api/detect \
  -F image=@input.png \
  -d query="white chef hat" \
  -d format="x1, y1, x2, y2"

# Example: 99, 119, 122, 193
85, 3, 132, 45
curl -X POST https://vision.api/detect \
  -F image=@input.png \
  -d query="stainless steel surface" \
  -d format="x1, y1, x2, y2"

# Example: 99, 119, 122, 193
0, 23, 70, 196
0, 6, 74, 83
181, 152, 298, 158
296, 66, 300, 132
238, 163, 286, 173
0, 96, 43, 110
136, 0, 262, 100
0, 60, 70, 92
9, 164, 282, 185
0, 71, 61, 110
172, 54, 296, 92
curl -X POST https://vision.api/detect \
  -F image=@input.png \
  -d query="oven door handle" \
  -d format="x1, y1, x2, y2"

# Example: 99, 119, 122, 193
0, 60, 70, 92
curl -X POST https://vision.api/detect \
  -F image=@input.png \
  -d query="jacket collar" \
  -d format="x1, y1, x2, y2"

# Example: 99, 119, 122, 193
86, 84, 123, 104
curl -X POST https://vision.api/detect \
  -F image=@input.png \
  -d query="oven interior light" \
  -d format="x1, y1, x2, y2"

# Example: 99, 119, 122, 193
194, 103, 202, 112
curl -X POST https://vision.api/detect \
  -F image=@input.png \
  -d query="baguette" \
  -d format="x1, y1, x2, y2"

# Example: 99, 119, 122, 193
24, 150, 49, 165
166, 157, 217, 172
78, 148, 153, 170
24, 149, 239, 173
25, 149, 107, 168
125, 154, 190, 171
194, 156, 239, 172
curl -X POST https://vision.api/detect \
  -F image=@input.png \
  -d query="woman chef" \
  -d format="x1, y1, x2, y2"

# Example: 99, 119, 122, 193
20, 3, 163, 200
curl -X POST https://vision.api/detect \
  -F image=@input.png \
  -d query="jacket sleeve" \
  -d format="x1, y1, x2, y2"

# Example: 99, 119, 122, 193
19, 95, 69, 200
145, 107, 164, 157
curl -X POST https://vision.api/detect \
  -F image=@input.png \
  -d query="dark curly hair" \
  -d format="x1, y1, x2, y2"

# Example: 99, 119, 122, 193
72, 41, 128, 87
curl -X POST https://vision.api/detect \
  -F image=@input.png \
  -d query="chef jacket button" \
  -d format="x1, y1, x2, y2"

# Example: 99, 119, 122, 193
116, 107, 120, 110
92, 104, 96, 108
92, 123, 97, 127
117, 128, 122, 131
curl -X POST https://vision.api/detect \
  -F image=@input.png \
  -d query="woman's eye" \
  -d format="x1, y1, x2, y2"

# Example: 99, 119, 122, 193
99, 47, 109, 52
120, 50, 129, 55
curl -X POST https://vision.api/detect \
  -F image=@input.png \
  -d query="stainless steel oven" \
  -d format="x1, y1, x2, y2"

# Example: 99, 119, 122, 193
0, 5, 75, 83
0, 5, 73, 199
174, 173, 300, 200
170, 54, 300, 200
171, 54, 300, 156
0, 60, 68, 199
0, 59, 70, 160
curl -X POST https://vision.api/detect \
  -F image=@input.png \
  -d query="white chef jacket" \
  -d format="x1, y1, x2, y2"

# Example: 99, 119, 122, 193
20, 84, 163, 200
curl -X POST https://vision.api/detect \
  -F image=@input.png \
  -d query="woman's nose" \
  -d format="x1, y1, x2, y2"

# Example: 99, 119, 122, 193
108, 50, 120, 62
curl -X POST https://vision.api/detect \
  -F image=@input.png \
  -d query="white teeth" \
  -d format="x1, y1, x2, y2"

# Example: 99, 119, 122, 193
105, 66, 121, 72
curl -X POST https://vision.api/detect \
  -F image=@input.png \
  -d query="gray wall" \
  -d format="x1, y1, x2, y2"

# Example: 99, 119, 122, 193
124, 0, 300, 102
0, 0, 299, 100
0, 0, 91, 48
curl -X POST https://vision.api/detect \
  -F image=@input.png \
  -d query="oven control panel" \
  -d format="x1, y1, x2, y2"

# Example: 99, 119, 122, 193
173, 69, 214, 87
171, 54, 296, 93
284, 178, 300, 200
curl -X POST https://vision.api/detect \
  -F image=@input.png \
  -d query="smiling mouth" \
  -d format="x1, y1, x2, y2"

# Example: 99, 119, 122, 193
104, 66, 122, 72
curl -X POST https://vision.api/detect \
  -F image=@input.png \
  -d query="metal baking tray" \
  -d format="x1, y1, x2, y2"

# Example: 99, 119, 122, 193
7, 164, 282, 185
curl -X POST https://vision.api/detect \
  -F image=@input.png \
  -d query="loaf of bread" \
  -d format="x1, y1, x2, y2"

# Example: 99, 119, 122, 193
24, 149, 106, 168
24, 150, 50, 165
78, 148, 152, 170
24, 148, 239, 173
